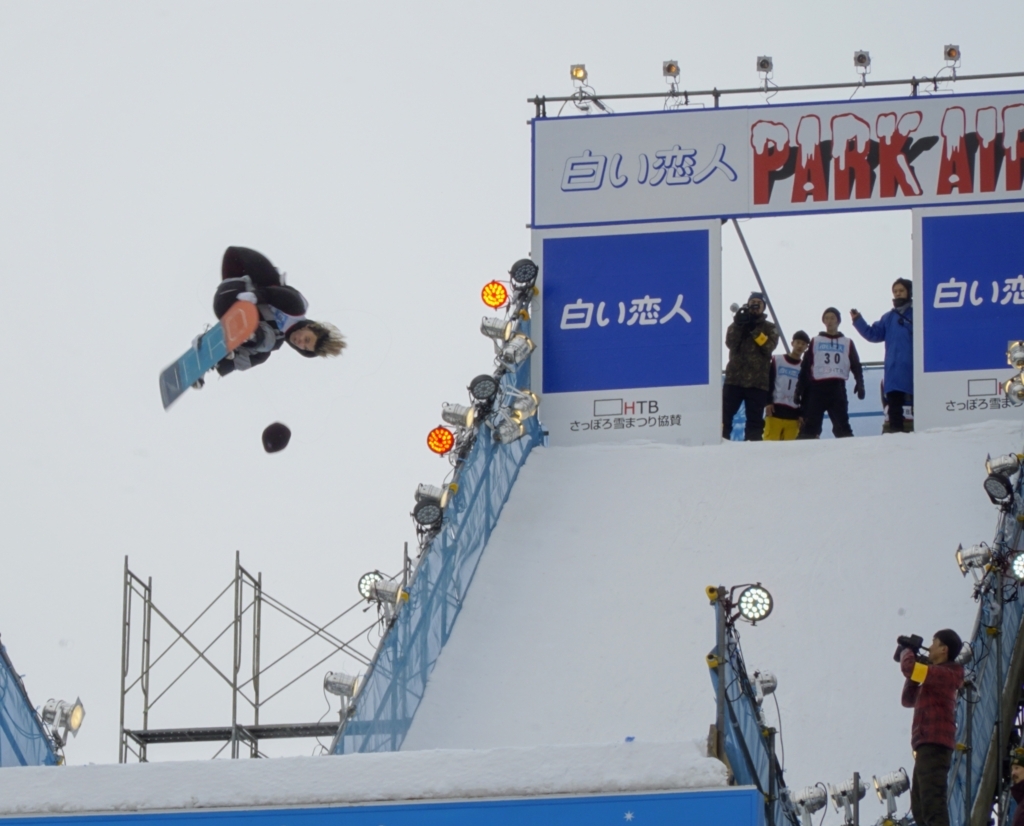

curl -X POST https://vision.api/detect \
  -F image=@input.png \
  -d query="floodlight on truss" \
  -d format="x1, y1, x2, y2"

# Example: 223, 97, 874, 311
481, 316, 515, 342
1008, 341, 1024, 370
1005, 375, 1024, 406
663, 59, 680, 79
413, 483, 450, 528
499, 334, 535, 368
509, 258, 539, 291
872, 768, 909, 819
481, 281, 509, 309
41, 697, 86, 742
757, 56, 773, 74
441, 402, 475, 429
427, 426, 456, 455
508, 389, 540, 421
944, 44, 961, 65
955, 542, 992, 576
828, 776, 867, 824
323, 671, 359, 698
369, 578, 408, 608
788, 786, 827, 826
853, 50, 871, 71
751, 669, 777, 704
468, 373, 500, 404
1012, 553, 1024, 582
494, 417, 526, 445
737, 585, 773, 623
358, 571, 384, 600
570, 64, 587, 83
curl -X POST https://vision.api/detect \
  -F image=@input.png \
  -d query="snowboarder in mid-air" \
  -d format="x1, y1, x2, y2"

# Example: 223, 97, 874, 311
209, 246, 345, 378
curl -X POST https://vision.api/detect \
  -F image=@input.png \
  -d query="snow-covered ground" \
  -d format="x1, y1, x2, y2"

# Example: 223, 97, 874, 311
403, 420, 1024, 819
0, 741, 724, 815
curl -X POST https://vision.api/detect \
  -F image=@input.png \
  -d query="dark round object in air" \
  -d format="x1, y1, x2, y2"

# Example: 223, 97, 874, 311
262, 422, 292, 453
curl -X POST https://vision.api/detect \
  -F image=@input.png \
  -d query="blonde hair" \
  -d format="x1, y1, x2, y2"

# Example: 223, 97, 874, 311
309, 321, 346, 358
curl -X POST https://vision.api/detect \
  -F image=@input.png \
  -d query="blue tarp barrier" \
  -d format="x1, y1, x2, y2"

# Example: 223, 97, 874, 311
333, 360, 542, 754
0, 641, 57, 767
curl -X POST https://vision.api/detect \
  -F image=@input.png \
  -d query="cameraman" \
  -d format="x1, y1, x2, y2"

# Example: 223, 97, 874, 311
898, 629, 964, 826
723, 292, 779, 441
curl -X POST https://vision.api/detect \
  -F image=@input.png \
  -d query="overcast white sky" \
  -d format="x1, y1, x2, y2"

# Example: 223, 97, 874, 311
0, 0, 1020, 766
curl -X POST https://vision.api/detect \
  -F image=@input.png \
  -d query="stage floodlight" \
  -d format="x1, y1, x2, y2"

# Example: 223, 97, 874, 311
441, 402, 475, 429
757, 56, 773, 73
986, 453, 1021, 477
358, 571, 384, 600
956, 643, 974, 665
873, 768, 909, 819
1013, 553, 1024, 581
570, 64, 587, 82
413, 484, 445, 527
854, 50, 871, 69
510, 390, 539, 421
41, 697, 86, 739
663, 60, 680, 78
481, 280, 509, 309
956, 542, 992, 575
427, 426, 455, 455
481, 316, 515, 342
500, 334, 535, 367
324, 671, 359, 698
944, 44, 961, 63
1008, 341, 1024, 369
494, 418, 525, 445
983, 472, 1014, 506
509, 258, 539, 291
370, 578, 407, 606
1005, 375, 1024, 406
737, 585, 773, 623
829, 777, 867, 820
752, 670, 777, 704
469, 374, 500, 404
789, 786, 827, 826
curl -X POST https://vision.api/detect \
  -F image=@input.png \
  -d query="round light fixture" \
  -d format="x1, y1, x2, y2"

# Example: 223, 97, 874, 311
481, 281, 509, 309
737, 585, 773, 622
509, 258, 538, 290
469, 374, 499, 403
427, 426, 455, 455
358, 571, 384, 600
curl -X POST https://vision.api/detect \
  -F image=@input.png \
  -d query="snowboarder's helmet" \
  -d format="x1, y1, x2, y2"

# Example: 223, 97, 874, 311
262, 422, 292, 453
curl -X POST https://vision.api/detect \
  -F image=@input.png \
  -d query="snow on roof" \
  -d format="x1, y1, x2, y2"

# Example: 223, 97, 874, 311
402, 421, 1023, 808
0, 741, 724, 815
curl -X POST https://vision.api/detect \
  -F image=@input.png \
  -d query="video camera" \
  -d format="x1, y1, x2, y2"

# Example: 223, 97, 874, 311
731, 302, 759, 328
893, 634, 925, 662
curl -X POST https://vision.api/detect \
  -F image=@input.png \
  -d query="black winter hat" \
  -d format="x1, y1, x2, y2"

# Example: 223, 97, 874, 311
749, 291, 766, 303
822, 307, 842, 324
792, 330, 810, 344
262, 422, 292, 453
934, 628, 962, 661
893, 278, 913, 299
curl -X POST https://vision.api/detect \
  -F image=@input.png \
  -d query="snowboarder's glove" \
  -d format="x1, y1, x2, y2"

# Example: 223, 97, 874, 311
191, 333, 203, 352
854, 381, 865, 400
237, 291, 259, 304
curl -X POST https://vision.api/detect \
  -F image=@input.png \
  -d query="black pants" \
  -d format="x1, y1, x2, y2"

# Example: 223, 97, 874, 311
885, 391, 912, 434
798, 380, 853, 439
722, 384, 768, 441
213, 247, 282, 317
911, 744, 952, 826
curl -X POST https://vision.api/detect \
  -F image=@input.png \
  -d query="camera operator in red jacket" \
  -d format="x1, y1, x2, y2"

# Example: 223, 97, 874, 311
898, 629, 964, 826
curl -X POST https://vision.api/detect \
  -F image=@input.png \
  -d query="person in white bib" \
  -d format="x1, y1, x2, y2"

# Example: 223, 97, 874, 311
797, 308, 864, 439
764, 331, 810, 440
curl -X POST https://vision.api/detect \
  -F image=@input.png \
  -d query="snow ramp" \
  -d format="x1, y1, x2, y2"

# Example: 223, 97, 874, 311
398, 421, 1024, 798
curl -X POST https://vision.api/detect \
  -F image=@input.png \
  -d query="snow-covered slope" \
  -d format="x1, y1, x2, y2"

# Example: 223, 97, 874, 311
402, 421, 1024, 805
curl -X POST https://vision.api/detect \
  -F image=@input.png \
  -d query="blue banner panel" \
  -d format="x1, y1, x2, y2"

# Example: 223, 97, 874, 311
0, 789, 764, 826
922, 211, 1024, 373
542, 231, 710, 393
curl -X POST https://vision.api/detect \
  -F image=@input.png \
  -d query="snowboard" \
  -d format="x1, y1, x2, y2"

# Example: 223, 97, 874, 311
159, 301, 260, 409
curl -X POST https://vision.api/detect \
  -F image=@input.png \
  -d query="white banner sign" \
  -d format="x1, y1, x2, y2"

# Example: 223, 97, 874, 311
533, 90, 1024, 228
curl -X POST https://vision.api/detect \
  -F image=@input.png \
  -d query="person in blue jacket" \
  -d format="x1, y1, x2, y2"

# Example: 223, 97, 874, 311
850, 278, 913, 434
